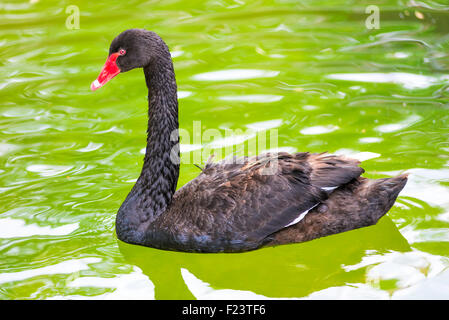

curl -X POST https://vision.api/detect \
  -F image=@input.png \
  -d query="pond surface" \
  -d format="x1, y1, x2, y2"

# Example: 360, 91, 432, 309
1, 0, 449, 299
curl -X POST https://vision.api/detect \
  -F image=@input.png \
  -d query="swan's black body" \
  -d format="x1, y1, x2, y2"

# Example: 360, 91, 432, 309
95, 29, 408, 253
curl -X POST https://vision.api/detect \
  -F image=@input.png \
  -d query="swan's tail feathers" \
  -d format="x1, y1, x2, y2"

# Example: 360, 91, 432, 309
267, 174, 408, 245
362, 173, 408, 224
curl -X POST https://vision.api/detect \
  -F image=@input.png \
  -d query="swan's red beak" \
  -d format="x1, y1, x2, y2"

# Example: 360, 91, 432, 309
91, 52, 121, 91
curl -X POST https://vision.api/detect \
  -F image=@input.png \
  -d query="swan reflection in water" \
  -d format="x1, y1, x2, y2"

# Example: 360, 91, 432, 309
117, 216, 410, 299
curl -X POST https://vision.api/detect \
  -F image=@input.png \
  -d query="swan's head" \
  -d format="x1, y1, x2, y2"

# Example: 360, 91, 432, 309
91, 29, 166, 91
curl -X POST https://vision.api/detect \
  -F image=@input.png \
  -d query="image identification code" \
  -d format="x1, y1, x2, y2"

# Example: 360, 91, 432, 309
182, 304, 266, 317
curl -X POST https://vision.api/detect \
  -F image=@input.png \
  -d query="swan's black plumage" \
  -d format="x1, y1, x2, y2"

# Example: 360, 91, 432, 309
94, 29, 408, 253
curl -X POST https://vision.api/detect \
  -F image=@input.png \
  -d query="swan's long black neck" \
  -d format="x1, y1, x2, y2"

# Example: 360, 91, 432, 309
140, 56, 180, 213
116, 47, 179, 244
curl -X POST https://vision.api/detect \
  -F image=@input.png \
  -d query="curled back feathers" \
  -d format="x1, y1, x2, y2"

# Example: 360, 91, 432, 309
164, 152, 365, 248
307, 152, 365, 188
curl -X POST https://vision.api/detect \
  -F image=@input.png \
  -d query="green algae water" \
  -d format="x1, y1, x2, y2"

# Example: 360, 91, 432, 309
1, 0, 449, 299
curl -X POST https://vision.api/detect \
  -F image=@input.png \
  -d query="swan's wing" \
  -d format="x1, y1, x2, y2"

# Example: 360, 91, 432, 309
165, 152, 364, 250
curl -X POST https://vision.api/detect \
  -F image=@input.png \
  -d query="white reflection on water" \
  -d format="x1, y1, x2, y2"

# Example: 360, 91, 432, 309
400, 226, 449, 244
26, 164, 73, 177
2, 123, 51, 134
192, 69, 279, 81
207, 134, 255, 149
0, 143, 19, 156
218, 94, 283, 103
302, 105, 319, 110
302, 283, 389, 300
306, 250, 449, 299
272, 23, 293, 33
326, 72, 449, 89
170, 50, 184, 58
0, 257, 100, 285
246, 119, 283, 131
177, 90, 192, 99
391, 52, 410, 59
358, 137, 383, 144
393, 268, 449, 299
0, 218, 78, 238
94, 126, 126, 134
383, 167, 449, 207
342, 250, 449, 299
334, 149, 381, 162
50, 266, 155, 300
76, 142, 104, 153
375, 114, 422, 133
300, 125, 339, 135
180, 268, 271, 300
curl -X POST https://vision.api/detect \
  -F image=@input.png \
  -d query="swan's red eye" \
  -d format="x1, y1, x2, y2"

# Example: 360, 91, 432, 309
119, 49, 126, 56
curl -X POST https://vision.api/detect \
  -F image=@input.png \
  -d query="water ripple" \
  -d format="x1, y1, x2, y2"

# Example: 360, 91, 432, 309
0, 218, 79, 238
192, 69, 279, 81
326, 73, 449, 90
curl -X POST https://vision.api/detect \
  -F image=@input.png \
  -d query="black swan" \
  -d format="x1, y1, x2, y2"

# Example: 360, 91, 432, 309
91, 29, 408, 253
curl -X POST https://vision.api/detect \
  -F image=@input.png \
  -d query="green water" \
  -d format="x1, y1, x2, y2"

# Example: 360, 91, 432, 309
1, 0, 449, 299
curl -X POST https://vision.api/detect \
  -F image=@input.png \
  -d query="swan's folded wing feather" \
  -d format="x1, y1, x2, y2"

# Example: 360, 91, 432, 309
164, 152, 364, 249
